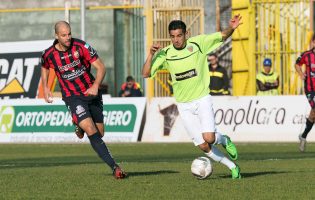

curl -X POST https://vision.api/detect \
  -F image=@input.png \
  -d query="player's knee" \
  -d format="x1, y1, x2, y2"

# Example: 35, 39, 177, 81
202, 133, 215, 144
80, 124, 98, 136
198, 142, 210, 152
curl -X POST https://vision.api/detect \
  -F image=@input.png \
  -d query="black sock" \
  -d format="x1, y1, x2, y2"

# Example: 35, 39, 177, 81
302, 119, 314, 138
88, 132, 116, 171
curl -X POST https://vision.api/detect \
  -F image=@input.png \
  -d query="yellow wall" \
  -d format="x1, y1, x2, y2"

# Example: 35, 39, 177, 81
232, 0, 255, 95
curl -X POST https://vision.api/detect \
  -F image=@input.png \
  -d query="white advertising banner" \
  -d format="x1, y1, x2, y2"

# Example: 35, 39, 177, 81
142, 95, 314, 142
0, 97, 146, 143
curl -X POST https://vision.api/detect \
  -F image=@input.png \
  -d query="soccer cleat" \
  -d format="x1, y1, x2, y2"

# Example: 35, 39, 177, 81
223, 135, 238, 160
231, 165, 241, 179
113, 165, 127, 179
75, 125, 84, 139
298, 134, 306, 152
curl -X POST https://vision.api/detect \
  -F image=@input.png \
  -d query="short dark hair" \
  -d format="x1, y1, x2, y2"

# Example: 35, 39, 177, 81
168, 20, 186, 33
312, 33, 315, 42
208, 53, 217, 58
126, 76, 134, 82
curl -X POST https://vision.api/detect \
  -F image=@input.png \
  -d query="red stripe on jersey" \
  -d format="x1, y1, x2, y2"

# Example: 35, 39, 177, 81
83, 71, 93, 88
41, 46, 54, 69
54, 50, 80, 96
42, 38, 99, 98
299, 50, 315, 92
310, 53, 315, 91
75, 78, 88, 94
55, 72, 71, 97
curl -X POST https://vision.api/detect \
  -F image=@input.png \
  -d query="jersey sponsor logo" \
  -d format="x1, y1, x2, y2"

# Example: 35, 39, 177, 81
61, 54, 72, 59
61, 66, 86, 80
58, 59, 80, 72
175, 69, 197, 81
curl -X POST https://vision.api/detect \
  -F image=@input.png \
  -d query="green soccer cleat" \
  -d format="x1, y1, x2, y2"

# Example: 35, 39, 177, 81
231, 165, 241, 179
223, 135, 238, 160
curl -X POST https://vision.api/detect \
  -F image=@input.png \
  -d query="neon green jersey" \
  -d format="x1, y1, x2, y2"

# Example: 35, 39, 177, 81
150, 32, 223, 102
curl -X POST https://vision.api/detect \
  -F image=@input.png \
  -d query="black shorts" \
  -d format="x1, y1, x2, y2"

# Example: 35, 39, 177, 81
63, 94, 104, 125
305, 91, 315, 109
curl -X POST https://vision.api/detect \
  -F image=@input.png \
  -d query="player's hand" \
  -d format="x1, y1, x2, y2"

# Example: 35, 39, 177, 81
123, 90, 130, 97
44, 87, 53, 103
84, 84, 98, 96
150, 44, 161, 55
299, 73, 306, 80
229, 14, 243, 30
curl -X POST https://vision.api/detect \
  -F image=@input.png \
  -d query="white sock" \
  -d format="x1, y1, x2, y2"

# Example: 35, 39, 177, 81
214, 132, 227, 145
205, 145, 236, 170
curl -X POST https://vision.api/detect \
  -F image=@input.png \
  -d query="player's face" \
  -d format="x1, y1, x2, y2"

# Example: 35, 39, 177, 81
169, 29, 187, 49
55, 26, 72, 50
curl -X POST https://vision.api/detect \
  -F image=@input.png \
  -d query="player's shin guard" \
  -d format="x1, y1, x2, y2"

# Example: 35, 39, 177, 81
302, 118, 314, 138
205, 145, 236, 170
88, 132, 116, 170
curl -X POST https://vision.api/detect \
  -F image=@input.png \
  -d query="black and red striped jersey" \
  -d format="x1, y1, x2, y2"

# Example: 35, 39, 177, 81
41, 38, 98, 98
296, 49, 315, 92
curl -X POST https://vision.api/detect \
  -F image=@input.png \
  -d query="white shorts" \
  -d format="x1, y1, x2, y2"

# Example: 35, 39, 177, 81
177, 95, 216, 146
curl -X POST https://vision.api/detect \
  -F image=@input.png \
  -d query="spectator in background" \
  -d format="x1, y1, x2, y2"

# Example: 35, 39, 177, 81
119, 75, 143, 97
208, 53, 230, 95
256, 58, 279, 95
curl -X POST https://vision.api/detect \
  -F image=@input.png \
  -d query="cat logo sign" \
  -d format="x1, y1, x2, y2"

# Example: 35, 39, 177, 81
0, 55, 41, 98
0, 40, 52, 99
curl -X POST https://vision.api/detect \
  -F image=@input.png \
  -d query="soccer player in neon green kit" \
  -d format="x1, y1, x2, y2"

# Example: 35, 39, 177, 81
142, 14, 242, 179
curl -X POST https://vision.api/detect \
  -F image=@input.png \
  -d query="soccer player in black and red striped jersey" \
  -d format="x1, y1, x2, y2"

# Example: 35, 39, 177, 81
41, 21, 126, 179
295, 34, 315, 152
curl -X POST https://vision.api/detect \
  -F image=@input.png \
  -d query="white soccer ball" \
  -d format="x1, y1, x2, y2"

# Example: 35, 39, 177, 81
191, 157, 213, 179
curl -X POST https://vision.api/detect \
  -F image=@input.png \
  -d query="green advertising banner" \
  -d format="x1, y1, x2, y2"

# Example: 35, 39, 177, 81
0, 104, 137, 133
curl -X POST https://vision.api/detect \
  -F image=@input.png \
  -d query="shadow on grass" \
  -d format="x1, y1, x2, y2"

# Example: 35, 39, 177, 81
126, 170, 179, 177
218, 171, 287, 179
0, 155, 102, 169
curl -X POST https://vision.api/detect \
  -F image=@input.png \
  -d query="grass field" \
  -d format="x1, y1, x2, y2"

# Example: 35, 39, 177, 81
0, 142, 314, 199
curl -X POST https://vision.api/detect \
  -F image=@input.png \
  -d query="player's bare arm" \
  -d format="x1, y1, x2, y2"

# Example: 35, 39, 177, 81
85, 58, 106, 96
41, 67, 53, 103
295, 64, 306, 80
221, 14, 242, 40
142, 44, 161, 78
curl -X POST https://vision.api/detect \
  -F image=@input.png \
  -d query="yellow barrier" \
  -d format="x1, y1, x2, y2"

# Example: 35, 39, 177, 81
232, 0, 312, 95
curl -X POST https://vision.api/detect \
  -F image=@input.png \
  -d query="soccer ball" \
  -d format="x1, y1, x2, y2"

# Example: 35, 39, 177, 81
191, 157, 213, 179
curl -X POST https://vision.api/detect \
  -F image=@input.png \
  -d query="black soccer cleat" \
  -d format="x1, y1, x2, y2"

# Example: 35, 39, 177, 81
75, 124, 84, 139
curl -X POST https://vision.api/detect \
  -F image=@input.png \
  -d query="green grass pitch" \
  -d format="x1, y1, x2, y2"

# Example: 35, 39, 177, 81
0, 143, 314, 199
